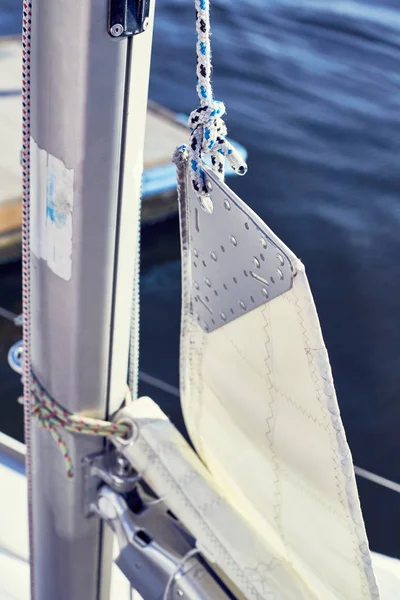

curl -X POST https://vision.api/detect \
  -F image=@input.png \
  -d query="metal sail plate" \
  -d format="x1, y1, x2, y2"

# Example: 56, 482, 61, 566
187, 167, 294, 332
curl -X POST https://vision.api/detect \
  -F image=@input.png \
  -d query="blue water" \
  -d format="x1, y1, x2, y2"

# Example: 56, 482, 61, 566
1, 0, 399, 558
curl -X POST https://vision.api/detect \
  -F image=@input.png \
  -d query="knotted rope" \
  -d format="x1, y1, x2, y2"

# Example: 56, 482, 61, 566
31, 374, 132, 478
189, 0, 247, 197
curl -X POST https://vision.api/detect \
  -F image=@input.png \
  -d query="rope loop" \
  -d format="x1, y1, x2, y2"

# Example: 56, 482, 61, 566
31, 373, 132, 478
187, 0, 247, 198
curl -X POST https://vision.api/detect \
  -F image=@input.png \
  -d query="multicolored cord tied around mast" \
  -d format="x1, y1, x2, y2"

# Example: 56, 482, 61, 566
188, 0, 247, 199
31, 374, 132, 478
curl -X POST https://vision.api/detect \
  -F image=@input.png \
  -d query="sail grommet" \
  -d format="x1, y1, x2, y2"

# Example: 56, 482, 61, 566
113, 417, 138, 445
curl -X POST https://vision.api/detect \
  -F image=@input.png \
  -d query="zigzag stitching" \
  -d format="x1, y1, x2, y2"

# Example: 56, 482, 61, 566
281, 465, 348, 521
274, 386, 329, 430
291, 286, 370, 597
261, 306, 287, 552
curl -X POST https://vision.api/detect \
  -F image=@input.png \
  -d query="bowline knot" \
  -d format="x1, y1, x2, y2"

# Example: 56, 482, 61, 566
188, 101, 247, 196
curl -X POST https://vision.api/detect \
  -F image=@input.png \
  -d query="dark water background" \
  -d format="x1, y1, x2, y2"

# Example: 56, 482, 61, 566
1, 0, 399, 558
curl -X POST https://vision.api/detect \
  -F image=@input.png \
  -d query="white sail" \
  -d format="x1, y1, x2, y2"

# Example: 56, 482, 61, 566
176, 156, 378, 598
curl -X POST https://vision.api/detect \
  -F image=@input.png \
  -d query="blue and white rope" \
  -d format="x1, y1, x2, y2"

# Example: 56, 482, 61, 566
188, 0, 247, 197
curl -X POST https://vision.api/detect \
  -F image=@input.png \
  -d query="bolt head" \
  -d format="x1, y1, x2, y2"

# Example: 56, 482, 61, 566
110, 23, 124, 37
143, 18, 150, 31
113, 453, 133, 477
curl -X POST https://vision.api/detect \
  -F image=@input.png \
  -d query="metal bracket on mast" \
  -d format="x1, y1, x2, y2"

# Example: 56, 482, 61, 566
83, 450, 141, 516
109, 0, 151, 38
92, 483, 236, 599
83, 451, 236, 599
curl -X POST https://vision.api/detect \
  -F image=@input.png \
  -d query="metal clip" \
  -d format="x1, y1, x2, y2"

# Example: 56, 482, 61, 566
96, 485, 236, 600
108, 0, 151, 38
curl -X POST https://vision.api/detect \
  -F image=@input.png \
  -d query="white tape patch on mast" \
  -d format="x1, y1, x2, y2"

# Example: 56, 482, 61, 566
30, 138, 74, 281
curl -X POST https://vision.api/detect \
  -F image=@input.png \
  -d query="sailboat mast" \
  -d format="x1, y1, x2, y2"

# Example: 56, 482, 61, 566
26, 1, 154, 598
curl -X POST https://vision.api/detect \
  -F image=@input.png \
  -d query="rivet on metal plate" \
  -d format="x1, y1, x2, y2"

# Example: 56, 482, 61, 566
229, 235, 237, 247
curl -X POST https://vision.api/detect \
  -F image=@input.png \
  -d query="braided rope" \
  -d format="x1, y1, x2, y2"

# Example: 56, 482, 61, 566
188, 0, 247, 197
31, 374, 132, 478
21, 2, 34, 597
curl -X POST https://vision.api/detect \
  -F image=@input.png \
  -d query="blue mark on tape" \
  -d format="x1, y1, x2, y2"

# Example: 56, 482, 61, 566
46, 170, 67, 228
